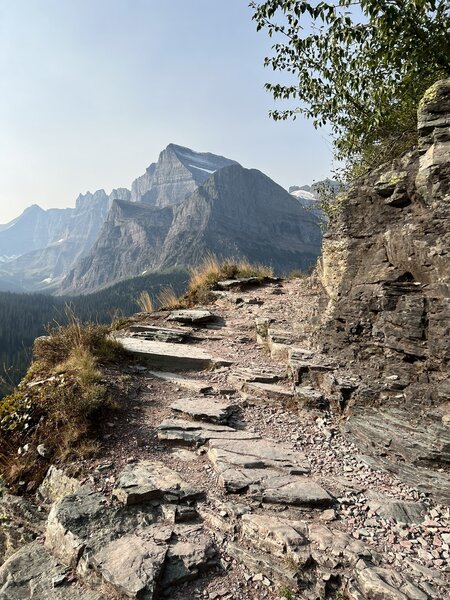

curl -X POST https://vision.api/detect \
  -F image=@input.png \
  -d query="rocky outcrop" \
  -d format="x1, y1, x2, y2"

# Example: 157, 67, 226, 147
307, 80, 450, 500
61, 164, 323, 294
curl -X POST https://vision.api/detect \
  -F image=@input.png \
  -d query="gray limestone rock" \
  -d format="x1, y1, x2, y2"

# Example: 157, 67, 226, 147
240, 514, 311, 567
91, 530, 168, 599
158, 418, 260, 445
166, 310, 216, 324
38, 465, 81, 503
0, 542, 102, 600
112, 461, 203, 505
115, 337, 232, 370
367, 496, 426, 524
169, 397, 238, 424
160, 524, 216, 587
128, 324, 192, 343
260, 476, 334, 508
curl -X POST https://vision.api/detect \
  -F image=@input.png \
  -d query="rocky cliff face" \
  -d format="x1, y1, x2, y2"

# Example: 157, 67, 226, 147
61, 200, 174, 293
159, 164, 322, 272
310, 80, 450, 499
61, 164, 323, 294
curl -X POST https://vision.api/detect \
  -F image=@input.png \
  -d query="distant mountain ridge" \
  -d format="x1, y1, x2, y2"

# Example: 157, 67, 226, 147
61, 163, 322, 294
0, 144, 323, 294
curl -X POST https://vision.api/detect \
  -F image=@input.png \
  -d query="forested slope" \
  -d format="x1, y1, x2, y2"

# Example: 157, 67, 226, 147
0, 269, 188, 396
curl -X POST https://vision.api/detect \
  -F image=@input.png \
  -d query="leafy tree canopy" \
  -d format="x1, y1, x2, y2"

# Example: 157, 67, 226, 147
250, 0, 450, 177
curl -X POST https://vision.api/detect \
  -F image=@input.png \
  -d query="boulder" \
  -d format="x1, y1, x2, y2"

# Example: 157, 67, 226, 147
113, 461, 203, 505
0, 542, 102, 600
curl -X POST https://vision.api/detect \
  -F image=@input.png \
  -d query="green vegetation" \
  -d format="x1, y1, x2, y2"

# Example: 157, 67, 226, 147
279, 587, 294, 600
0, 269, 188, 397
0, 310, 127, 489
251, 1, 450, 177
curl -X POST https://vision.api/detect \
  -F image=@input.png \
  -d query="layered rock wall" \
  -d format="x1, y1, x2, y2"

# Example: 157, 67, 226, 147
314, 80, 450, 500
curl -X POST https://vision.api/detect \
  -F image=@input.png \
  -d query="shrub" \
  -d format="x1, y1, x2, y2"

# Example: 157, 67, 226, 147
0, 309, 124, 490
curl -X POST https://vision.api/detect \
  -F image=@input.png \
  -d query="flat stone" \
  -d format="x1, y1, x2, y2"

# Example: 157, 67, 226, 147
0, 542, 102, 600
261, 475, 333, 507
113, 461, 202, 505
230, 368, 283, 384
208, 438, 309, 474
206, 438, 331, 506
242, 381, 294, 401
91, 530, 167, 599
367, 497, 427, 524
166, 310, 216, 324
158, 418, 260, 445
45, 487, 157, 569
170, 398, 238, 424
116, 338, 231, 370
149, 371, 214, 394
128, 324, 192, 343
215, 278, 261, 290
241, 514, 311, 566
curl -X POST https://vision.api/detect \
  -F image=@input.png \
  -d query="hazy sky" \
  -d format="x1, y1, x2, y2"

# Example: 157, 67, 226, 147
0, 0, 332, 224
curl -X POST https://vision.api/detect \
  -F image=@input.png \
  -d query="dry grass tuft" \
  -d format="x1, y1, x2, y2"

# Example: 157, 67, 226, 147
136, 291, 155, 313
0, 307, 125, 490
184, 253, 273, 306
157, 286, 183, 310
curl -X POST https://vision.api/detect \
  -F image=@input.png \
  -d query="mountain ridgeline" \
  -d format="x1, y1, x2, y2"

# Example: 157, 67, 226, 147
0, 144, 323, 295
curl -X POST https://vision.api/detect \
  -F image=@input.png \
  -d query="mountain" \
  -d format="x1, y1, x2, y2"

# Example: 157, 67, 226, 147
60, 164, 323, 294
0, 145, 237, 292
130, 143, 238, 206
0, 190, 116, 290
0, 204, 71, 258
0, 144, 323, 294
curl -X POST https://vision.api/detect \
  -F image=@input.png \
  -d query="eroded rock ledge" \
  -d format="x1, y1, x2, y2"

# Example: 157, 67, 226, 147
311, 79, 450, 500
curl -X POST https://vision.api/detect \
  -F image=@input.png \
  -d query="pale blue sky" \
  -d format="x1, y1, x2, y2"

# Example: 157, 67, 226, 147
0, 0, 332, 224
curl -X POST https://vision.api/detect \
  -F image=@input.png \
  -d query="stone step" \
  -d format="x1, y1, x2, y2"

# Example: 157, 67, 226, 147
166, 309, 217, 324
113, 461, 204, 505
230, 367, 284, 384
242, 381, 294, 402
116, 337, 232, 371
128, 324, 192, 343
149, 371, 214, 394
205, 438, 333, 507
170, 398, 239, 424
158, 418, 260, 445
